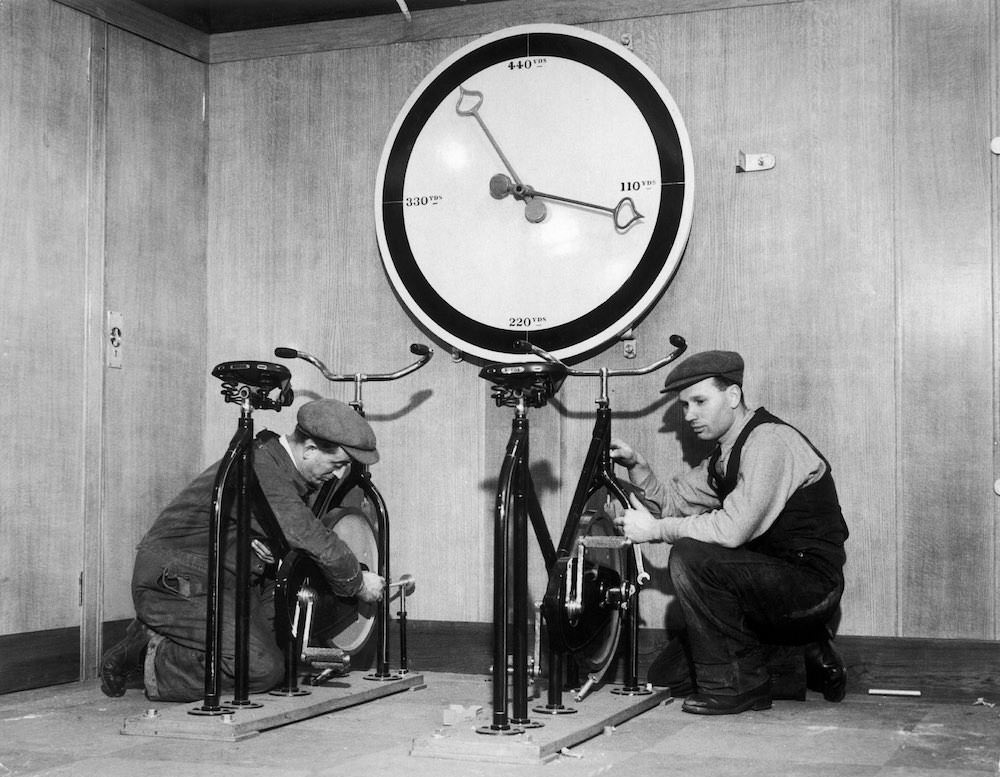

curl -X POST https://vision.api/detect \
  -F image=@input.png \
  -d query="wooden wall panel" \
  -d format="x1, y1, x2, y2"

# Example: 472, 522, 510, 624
201, 0, 994, 639
367, 38, 496, 622
3, 0, 997, 694
206, 36, 496, 621
8, 0, 981, 650
0, 0, 92, 633
80, 16, 108, 682
895, 0, 995, 638
555, 1, 896, 637
994, 0, 1000, 636
101, 28, 208, 620
788, 0, 897, 635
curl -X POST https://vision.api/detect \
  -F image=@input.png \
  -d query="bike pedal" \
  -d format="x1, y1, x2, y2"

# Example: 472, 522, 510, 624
302, 646, 350, 668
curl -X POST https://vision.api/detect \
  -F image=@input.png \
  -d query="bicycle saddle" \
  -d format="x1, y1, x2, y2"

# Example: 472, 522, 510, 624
479, 361, 567, 407
213, 360, 293, 410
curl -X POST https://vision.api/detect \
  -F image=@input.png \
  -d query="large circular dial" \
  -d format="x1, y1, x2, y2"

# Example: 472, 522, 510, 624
375, 23, 693, 363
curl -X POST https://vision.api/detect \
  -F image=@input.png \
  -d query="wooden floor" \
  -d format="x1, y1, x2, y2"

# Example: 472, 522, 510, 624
1, 672, 998, 776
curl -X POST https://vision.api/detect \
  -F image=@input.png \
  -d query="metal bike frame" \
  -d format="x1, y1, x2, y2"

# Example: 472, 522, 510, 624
193, 405, 255, 714
311, 440, 395, 678
194, 363, 292, 715
487, 398, 557, 731
482, 336, 686, 733
275, 344, 432, 680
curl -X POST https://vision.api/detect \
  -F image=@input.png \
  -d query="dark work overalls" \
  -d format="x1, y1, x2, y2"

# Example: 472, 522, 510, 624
668, 409, 849, 696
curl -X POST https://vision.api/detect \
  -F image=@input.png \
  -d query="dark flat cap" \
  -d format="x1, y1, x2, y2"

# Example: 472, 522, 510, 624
661, 350, 744, 394
297, 398, 379, 465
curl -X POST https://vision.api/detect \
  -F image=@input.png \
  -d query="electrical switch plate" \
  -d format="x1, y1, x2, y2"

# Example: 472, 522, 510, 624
107, 310, 124, 369
737, 151, 775, 172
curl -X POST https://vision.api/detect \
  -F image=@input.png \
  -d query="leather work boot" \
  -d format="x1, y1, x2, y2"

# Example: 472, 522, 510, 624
681, 682, 773, 715
804, 631, 847, 702
100, 619, 151, 697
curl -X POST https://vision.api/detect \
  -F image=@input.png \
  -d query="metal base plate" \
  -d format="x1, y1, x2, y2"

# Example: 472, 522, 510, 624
410, 685, 670, 764
121, 672, 424, 741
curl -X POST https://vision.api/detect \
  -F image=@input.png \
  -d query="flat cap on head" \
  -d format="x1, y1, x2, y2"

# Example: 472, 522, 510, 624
661, 350, 744, 394
296, 398, 379, 465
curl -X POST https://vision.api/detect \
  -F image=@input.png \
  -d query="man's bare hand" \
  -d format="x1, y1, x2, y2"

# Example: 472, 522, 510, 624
609, 439, 644, 470
613, 492, 663, 544
357, 570, 385, 603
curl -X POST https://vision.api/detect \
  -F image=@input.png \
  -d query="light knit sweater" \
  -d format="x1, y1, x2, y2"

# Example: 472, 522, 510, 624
627, 407, 827, 548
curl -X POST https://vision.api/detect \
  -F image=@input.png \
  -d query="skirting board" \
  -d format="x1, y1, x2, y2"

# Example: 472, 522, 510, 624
0, 626, 79, 694
1, 620, 998, 700
405, 622, 1000, 702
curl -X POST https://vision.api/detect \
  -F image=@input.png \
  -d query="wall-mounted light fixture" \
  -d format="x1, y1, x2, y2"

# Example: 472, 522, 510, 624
736, 151, 775, 173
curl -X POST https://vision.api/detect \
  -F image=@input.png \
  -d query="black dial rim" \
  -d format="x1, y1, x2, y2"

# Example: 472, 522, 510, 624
378, 28, 690, 361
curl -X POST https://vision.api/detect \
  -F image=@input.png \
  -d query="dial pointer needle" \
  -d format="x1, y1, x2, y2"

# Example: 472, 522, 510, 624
491, 173, 643, 231
457, 86, 548, 223
526, 186, 643, 231
456, 86, 525, 186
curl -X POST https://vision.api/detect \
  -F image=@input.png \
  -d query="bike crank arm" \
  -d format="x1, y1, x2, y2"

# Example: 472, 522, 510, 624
578, 535, 649, 586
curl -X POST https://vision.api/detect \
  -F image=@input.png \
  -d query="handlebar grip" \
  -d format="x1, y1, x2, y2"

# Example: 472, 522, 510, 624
274, 347, 299, 359
668, 334, 687, 350
410, 343, 431, 356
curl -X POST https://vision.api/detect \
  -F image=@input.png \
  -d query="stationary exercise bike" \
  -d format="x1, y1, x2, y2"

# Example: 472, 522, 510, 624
194, 359, 295, 714
272, 343, 432, 686
477, 335, 686, 734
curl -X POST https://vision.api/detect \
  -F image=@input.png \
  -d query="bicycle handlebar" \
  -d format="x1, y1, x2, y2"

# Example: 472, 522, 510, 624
274, 343, 433, 383
514, 334, 687, 379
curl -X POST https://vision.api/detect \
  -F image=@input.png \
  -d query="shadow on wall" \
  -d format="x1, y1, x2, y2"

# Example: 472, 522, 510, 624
286, 387, 434, 423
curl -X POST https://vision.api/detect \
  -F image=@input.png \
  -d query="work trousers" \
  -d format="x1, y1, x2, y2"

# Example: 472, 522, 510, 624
669, 538, 842, 696
132, 546, 285, 702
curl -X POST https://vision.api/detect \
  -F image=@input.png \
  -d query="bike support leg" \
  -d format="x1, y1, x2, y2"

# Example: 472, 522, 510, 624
484, 467, 513, 733
533, 646, 578, 715
479, 413, 529, 735
397, 593, 409, 674
271, 588, 310, 697
228, 434, 262, 708
510, 437, 533, 726
192, 405, 255, 716
612, 550, 651, 697
362, 469, 398, 681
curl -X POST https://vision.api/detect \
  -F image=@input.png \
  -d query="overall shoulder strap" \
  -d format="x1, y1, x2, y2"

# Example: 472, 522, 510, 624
713, 408, 780, 498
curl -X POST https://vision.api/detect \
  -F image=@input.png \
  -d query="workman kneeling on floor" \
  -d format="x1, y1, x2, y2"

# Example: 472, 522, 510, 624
611, 349, 849, 715
101, 398, 385, 701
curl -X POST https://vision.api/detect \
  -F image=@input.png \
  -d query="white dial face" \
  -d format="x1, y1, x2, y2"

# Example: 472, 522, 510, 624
376, 24, 693, 363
